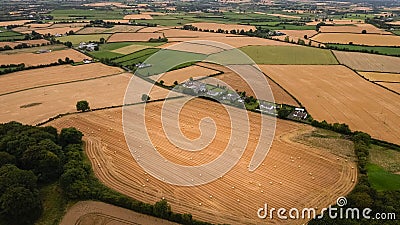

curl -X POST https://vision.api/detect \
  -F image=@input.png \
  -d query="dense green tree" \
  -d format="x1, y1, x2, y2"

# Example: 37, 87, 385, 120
0, 165, 37, 194
141, 94, 150, 102
0, 152, 15, 167
76, 100, 90, 112
0, 187, 42, 225
59, 128, 83, 147
153, 199, 171, 219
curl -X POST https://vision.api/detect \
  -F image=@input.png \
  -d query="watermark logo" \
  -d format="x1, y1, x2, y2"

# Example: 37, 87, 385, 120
257, 196, 396, 220
122, 40, 276, 186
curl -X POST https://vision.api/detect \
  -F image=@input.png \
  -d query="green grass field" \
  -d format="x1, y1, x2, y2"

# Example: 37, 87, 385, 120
367, 163, 400, 191
50, 9, 124, 20
56, 34, 111, 45
0, 29, 25, 41
327, 44, 400, 56
113, 48, 160, 63
132, 49, 207, 76
219, 46, 338, 64
89, 42, 165, 59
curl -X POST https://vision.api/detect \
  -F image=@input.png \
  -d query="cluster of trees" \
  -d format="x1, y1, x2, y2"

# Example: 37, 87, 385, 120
86, 20, 116, 28
0, 42, 51, 52
310, 131, 400, 224
0, 122, 68, 224
0, 121, 214, 225
149, 37, 168, 42
311, 120, 352, 135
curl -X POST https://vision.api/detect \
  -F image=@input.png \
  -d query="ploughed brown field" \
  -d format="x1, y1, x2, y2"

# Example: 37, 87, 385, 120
48, 97, 357, 225
259, 65, 400, 145
0, 49, 88, 66
60, 201, 178, 225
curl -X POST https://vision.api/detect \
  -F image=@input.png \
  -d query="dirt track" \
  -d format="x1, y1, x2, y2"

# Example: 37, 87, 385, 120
49, 98, 357, 225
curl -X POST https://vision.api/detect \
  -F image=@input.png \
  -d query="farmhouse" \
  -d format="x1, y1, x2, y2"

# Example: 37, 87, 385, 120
79, 42, 98, 51
292, 107, 308, 120
182, 80, 207, 94
135, 63, 152, 69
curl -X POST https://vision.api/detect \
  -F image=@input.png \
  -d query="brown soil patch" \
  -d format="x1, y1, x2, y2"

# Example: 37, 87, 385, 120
311, 33, 400, 46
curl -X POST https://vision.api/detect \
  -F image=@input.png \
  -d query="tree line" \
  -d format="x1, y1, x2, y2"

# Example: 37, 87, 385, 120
0, 122, 212, 225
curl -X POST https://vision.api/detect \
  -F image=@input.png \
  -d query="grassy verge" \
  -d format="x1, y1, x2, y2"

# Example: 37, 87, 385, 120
367, 163, 400, 191
34, 183, 72, 225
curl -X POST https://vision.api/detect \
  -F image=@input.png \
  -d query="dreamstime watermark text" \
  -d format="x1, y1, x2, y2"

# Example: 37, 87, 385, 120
257, 197, 397, 221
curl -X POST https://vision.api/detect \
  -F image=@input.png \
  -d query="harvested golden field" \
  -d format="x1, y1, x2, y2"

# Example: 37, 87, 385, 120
378, 82, 400, 94
49, 23, 88, 28
123, 14, 153, 20
105, 25, 144, 33
0, 63, 124, 95
161, 41, 228, 54
0, 49, 88, 66
111, 44, 150, 54
387, 21, 400, 25
188, 22, 256, 32
107, 32, 164, 42
311, 33, 400, 46
278, 30, 317, 39
306, 20, 363, 26
48, 97, 356, 225
60, 201, 178, 225
259, 65, 400, 145
0, 20, 32, 26
198, 62, 299, 106
138, 26, 173, 33
75, 27, 108, 34
333, 51, 400, 73
358, 72, 400, 82
0, 74, 173, 125
153, 65, 220, 85
319, 24, 390, 34
77, 25, 143, 34
0, 44, 66, 55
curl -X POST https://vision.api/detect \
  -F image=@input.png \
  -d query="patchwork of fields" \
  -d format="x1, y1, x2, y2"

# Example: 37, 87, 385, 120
49, 98, 357, 225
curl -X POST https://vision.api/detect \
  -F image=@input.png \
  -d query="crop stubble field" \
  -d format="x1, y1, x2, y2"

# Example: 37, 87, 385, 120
259, 65, 400, 145
333, 51, 400, 73
48, 97, 357, 225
